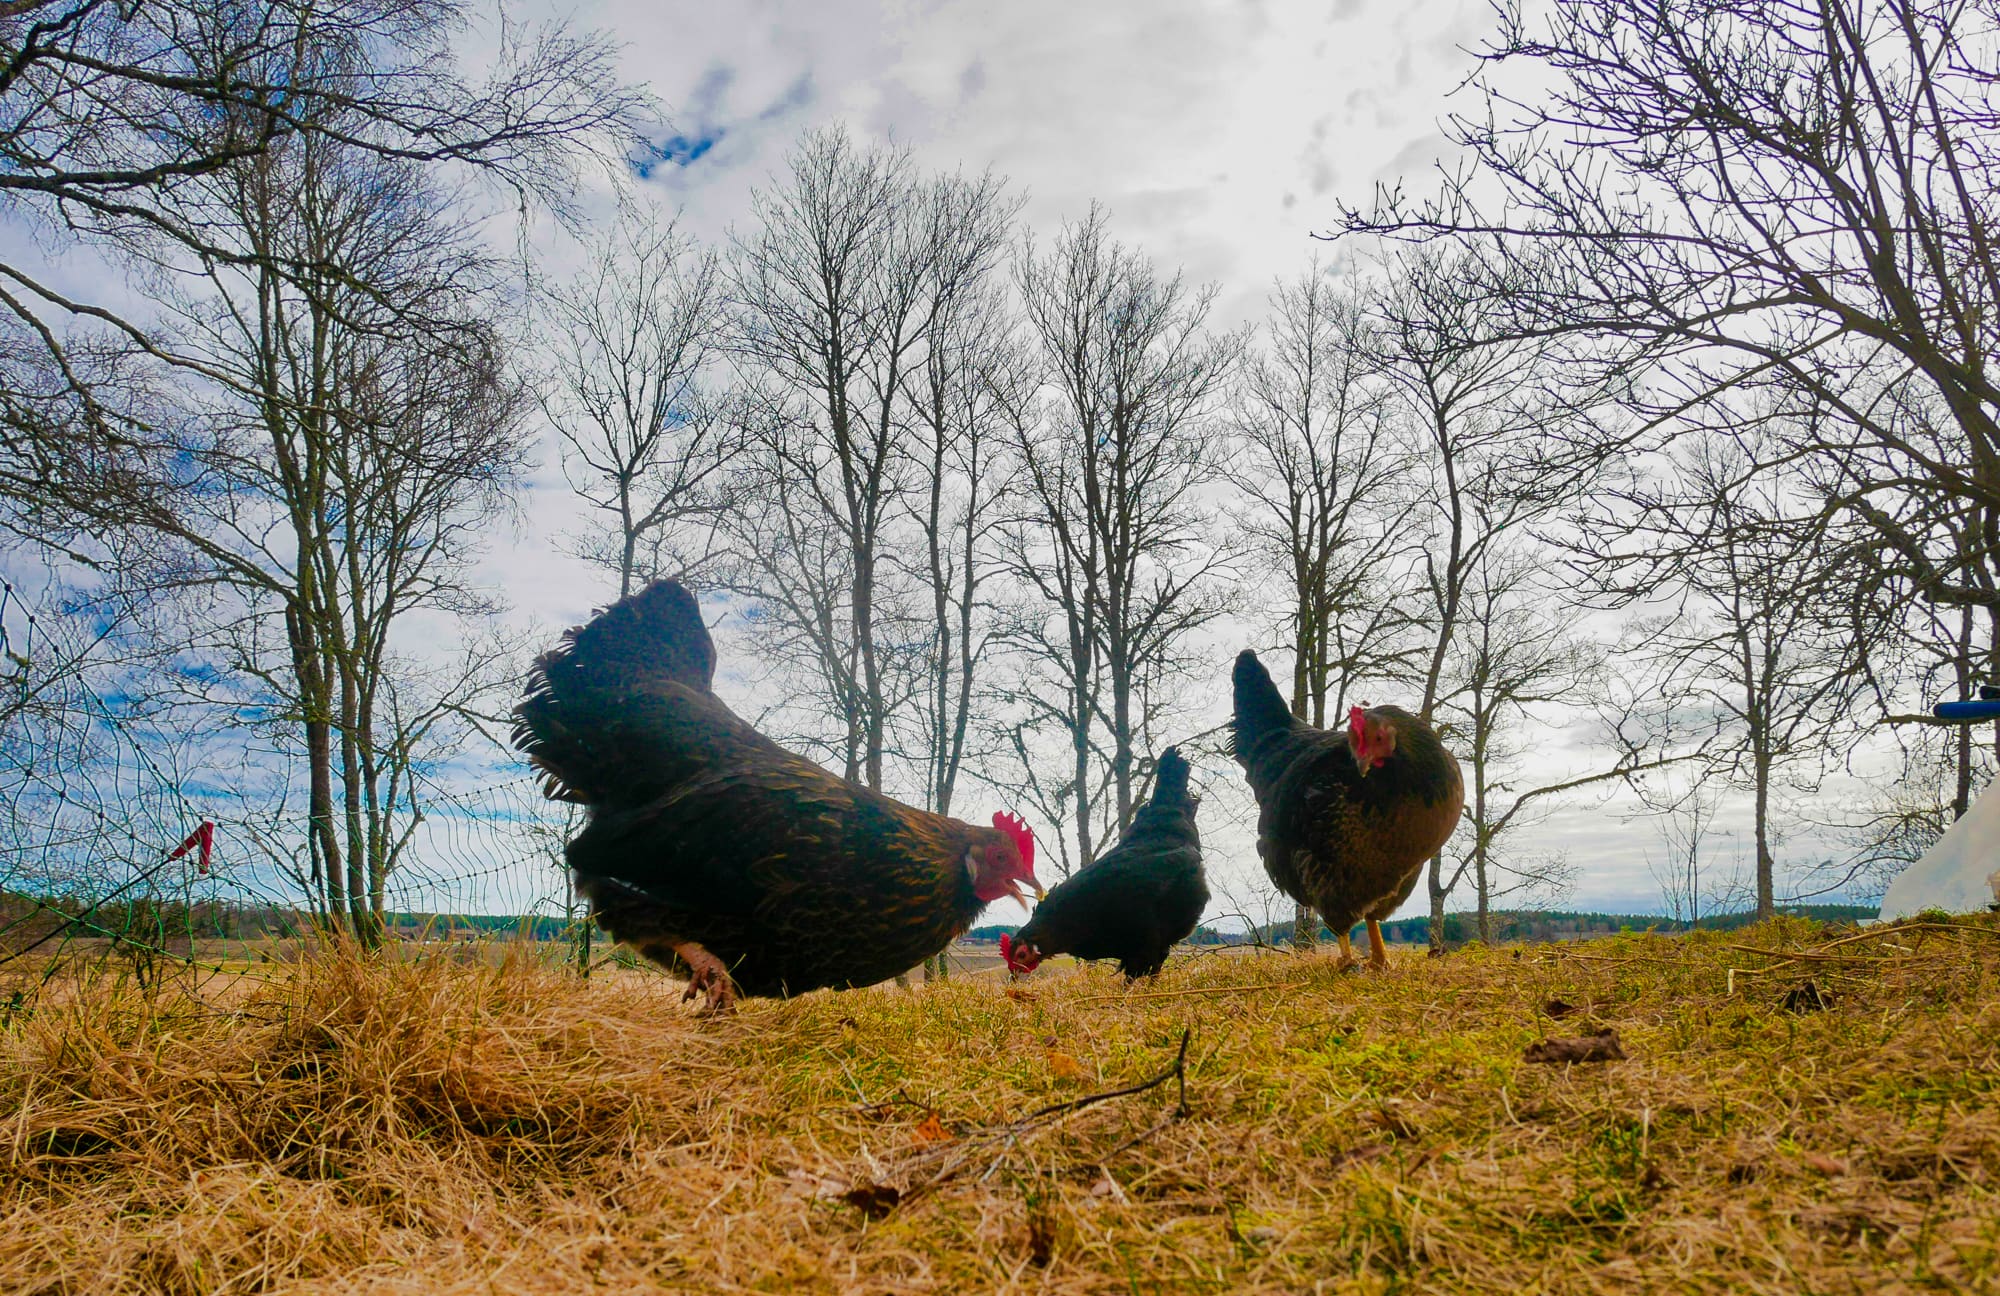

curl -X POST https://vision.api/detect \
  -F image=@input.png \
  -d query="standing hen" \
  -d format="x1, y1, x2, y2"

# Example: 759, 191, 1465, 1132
1000, 747, 1208, 980
512, 580, 1041, 1009
1230, 650, 1462, 972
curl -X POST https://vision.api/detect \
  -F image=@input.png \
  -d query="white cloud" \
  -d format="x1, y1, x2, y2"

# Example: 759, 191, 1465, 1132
559, 0, 1494, 324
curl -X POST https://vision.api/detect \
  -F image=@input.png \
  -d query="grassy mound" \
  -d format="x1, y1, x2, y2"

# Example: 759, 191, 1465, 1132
2, 916, 1997, 1293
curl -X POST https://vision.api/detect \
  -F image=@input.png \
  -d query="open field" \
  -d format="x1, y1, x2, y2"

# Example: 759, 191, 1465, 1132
3, 916, 1998, 1294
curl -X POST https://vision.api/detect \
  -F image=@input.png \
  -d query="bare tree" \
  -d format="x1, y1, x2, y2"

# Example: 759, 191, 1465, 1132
1231, 266, 1416, 724
0, 3, 644, 938
1338, 1, 2000, 917
899, 279, 1023, 819
895, 190, 1025, 982
1645, 776, 1727, 928
1595, 431, 1872, 918
0, 0, 637, 440
1337, 0, 2000, 630
1366, 242, 1613, 946
1226, 263, 1415, 946
1437, 540, 1655, 941
728, 129, 1014, 792
11, 113, 535, 940
537, 208, 733, 595
999, 206, 1241, 875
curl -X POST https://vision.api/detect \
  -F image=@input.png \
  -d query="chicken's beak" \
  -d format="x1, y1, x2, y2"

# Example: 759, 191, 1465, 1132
1005, 877, 1042, 905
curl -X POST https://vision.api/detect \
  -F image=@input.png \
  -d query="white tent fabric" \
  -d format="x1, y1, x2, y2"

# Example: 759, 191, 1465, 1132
1878, 780, 2000, 920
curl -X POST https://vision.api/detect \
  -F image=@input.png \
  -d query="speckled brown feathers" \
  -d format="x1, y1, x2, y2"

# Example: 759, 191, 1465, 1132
1230, 651, 1463, 950
513, 580, 1020, 998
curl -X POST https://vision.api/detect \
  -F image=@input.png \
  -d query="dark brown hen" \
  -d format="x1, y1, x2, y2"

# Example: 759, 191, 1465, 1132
1230, 649, 1463, 971
513, 581, 1040, 1008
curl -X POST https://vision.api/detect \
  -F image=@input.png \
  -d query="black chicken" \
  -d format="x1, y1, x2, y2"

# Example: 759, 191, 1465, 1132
1000, 747, 1208, 979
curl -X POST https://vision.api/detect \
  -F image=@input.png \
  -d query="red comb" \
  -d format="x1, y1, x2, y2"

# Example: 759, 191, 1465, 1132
1000, 932, 1041, 974
1348, 705, 1367, 737
992, 810, 1035, 872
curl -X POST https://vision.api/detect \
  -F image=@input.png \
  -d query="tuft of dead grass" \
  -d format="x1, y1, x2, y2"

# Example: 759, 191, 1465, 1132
2, 917, 1997, 1294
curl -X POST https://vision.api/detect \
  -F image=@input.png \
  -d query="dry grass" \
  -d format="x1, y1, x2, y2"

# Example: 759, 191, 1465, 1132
2, 916, 1998, 1294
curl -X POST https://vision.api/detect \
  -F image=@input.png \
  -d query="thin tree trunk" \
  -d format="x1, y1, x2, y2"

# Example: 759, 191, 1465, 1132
1427, 859, 1449, 954
1954, 604, 1974, 818
339, 675, 377, 947
1287, 672, 1319, 952
290, 607, 345, 933
1753, 749, 1775, 920
1110, 650, 1134, 828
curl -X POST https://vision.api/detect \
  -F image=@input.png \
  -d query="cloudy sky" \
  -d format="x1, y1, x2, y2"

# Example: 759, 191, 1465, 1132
573, 0, 1493, 324
500, 0, 1497, 621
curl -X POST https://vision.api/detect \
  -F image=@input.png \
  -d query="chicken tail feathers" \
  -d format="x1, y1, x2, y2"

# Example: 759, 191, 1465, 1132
532, 580, 715, 703
513, 581, 721, 803
1230, 650, 1296, 759
1153, 747, 1192, 807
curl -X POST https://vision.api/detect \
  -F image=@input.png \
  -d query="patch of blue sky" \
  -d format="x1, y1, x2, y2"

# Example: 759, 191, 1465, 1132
630, 131, 723, 179
755, 72, 814, 122
627, 66, 813, 181
171, 659, 230, 685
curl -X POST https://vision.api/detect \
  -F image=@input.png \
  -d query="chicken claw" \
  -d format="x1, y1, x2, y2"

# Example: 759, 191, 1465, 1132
670, 940, 739, 1014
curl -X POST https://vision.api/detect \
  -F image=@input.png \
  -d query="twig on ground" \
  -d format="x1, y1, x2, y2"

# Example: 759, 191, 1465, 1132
834, 1028, 1193, 1217
1726, 920, 2000, 974
1724, 945, 1918, 964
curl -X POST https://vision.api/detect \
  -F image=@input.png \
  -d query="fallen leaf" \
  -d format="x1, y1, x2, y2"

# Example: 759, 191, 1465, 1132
912, 1111, 953, 1144
1366, 1103, 1419, 1138
784, 1169, 851, 1201
1026, 1207, 1057, 1265
1540, 998, 1578, 1019
1329, 1141, 1392, 1170
840, 1183, 901, 1219
1523, 1027, 1625, 1064
1782, 981, 1833, 1013
1048, 1050, 1085, 1080
1088, 1172, 1127, 1202
1005, 985, 1038, 1003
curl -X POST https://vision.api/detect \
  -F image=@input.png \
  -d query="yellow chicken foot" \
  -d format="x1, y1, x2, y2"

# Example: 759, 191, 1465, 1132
668, 940, 739, 1014
1332, 929, 1361, 973
1365, 919, 1389, 972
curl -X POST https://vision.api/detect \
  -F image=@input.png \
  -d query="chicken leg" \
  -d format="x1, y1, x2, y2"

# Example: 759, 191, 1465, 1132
660, 939, 738, 1014
1332, 929, 1360, 973
1364, 918, 1389, 972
